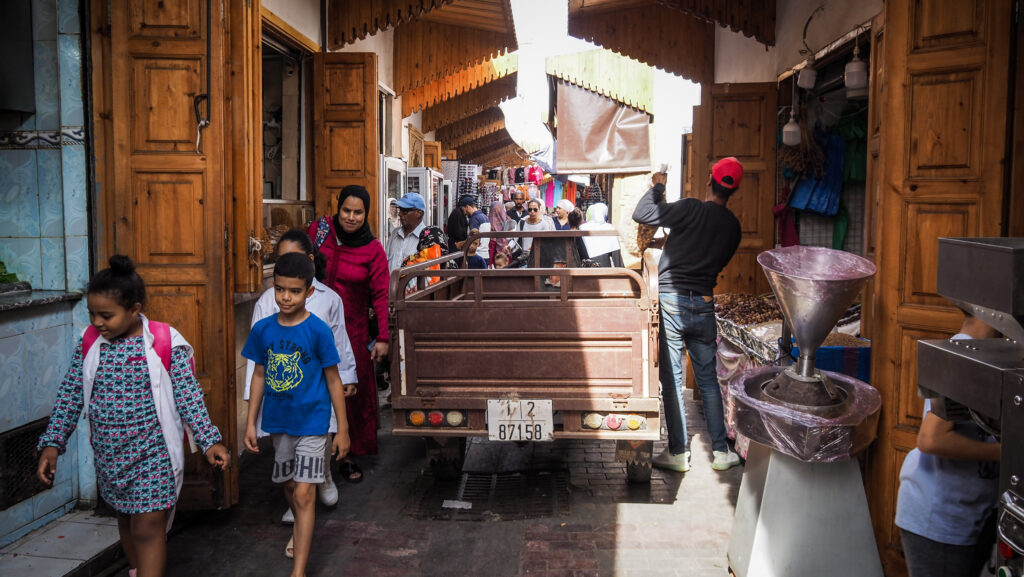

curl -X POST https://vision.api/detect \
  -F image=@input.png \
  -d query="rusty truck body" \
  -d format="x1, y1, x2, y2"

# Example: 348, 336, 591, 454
388, 230, 661, 481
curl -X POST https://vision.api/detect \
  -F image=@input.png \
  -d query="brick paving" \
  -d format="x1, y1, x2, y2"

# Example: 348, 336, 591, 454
112, 391, 741, 577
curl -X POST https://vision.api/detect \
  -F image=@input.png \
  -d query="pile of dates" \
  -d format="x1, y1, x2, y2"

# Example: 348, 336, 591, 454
715, 293, 782, 325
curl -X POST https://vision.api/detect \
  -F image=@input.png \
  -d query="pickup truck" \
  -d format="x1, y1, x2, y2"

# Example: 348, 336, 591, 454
388, 230, 662, 482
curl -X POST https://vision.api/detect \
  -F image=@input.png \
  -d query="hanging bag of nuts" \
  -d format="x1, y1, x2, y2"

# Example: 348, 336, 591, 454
636, 167, 669, 253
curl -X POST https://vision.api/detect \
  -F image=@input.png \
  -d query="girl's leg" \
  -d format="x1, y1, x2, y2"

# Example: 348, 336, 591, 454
117, 513, 139, 571
289, 482, 317, 577
130, 510, 168, 577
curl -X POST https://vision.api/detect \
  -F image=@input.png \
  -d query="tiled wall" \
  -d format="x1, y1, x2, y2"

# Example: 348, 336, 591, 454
0, 0, 92, 547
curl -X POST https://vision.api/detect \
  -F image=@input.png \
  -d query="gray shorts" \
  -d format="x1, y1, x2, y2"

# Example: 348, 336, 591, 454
270, 434, 328, 484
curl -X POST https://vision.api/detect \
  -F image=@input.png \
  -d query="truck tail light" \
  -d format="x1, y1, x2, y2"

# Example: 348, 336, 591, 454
445, 411, 464, 426
583, 413, 604, 429
582, 413, 647, 430
999, 540, 1017, 560
428, 411, 445, 426
408, 411, 426, 426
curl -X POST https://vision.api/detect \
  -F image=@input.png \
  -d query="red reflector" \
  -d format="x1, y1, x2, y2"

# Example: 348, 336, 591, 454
999, 540, 1016, 560
428, 411, 444, 426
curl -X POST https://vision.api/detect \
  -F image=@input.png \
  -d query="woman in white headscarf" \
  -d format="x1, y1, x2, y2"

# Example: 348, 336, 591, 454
554, 198, 574, 230
579, 202, 623, 267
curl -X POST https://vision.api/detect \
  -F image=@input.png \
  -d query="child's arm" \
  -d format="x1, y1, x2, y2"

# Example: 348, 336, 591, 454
246, 364, 266, 453
169, 346, 230, 469
324, 367, 350, 460
37, 342, 87, 485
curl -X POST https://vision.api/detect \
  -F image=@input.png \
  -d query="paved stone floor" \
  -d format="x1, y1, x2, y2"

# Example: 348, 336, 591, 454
117, 392, 742, 577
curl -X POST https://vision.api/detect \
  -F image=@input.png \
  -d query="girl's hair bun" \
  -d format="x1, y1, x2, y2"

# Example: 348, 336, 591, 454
108, 254, 137, 275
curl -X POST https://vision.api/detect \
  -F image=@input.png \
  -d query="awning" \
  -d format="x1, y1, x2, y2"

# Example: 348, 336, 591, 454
554, 80, 651, 174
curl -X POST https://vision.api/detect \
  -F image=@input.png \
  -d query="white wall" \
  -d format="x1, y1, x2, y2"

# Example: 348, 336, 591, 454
714, 0, 881, 83
774, 0, 881, 75
338, 27, 395, 90
652, 71, 701, 202
715, 27, 778, 84
262, 0, 321, 47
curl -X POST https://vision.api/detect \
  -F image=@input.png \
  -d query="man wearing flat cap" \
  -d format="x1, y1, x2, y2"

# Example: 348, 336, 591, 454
386, 192, 426, 271
632, 157, 745, 474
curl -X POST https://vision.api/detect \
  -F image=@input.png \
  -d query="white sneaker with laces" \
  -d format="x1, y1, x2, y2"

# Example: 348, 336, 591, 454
281, 508, 294, 524
652, 448, 691, 472
712, 449, 742, 471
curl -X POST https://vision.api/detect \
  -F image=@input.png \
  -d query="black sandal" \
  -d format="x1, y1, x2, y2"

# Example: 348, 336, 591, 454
340, 459, 363, 483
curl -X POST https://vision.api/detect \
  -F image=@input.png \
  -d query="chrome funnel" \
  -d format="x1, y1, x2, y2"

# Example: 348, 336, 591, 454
757, 247, 876, 406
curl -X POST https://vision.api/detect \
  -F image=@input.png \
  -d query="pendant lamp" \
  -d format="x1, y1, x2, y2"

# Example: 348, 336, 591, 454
782, 111, 801, 147
845, 38, 869, 99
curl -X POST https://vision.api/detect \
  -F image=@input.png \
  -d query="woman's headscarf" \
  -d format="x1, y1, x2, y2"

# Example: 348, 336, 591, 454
489, 200, 510, 254
556, 199, 575, 213
579, 202, 619, 257
333, 185, 376, 247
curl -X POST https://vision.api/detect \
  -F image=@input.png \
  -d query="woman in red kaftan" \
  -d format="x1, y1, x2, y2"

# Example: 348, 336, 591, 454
308, 186, 390, 474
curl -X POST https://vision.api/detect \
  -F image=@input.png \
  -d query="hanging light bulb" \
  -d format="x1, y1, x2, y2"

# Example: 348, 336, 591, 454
782, 110, 801, 147
797, 58, 818, 90
845, 38, 869, 99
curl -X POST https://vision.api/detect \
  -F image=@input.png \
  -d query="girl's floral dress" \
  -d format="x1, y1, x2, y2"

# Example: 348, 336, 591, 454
37, 335, 222, 513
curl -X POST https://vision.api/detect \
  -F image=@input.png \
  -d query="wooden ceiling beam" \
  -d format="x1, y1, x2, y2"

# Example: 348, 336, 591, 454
568, 3, 715, 85
422, 74, 517, 133
401, 54, 517, 117
394, 16, 516, 96
456, 129, 514, 155
327, 0, 454, 49
435, 107, 506, 148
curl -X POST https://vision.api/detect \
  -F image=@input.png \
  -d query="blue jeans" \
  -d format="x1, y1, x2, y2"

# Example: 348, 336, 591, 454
658, 292, 728, 454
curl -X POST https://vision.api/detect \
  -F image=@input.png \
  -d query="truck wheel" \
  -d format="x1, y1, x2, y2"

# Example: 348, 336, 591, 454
626, 459, 653, 483
426, 437, 466, 480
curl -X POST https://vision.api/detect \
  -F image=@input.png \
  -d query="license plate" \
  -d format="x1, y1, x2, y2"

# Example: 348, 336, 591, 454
487, 399, 553, 442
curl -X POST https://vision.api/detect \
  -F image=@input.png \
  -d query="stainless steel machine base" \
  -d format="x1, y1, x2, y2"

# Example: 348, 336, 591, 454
728, 442, 884, 577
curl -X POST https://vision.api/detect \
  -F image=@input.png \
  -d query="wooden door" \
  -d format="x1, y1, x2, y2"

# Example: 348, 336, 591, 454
860, 11, 885, 341
866, 1, 1013, 574
692, 83, 777, 295
90, 0, 236, 508
313, 53, 379, 235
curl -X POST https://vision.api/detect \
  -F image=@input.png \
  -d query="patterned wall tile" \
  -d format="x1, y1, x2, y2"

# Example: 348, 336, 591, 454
64, 235, 88, 292
58, 35, 83, 127
25, 325, 71, 422
71, 299, 88, 334
61, 145, 86, 235
0, 336, 28, 431
57, 0, 79, 34
37, 149, 64, 236
0, 149, 41, 238
0, 238, 42, 288
0, 302, 69, 339
32, 40, 60, 131
31, 0, 58, 42
40, 237, 66, 290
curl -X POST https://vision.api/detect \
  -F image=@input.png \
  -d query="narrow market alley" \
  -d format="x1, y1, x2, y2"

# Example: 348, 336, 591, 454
133, 395, 739, 577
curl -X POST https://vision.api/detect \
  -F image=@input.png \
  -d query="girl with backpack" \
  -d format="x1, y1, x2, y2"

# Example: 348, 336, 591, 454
37, 255, 230, 577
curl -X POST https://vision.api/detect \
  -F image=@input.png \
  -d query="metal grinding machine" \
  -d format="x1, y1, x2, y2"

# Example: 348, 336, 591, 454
727, 246, 884, 577
915, 238, 1024, 577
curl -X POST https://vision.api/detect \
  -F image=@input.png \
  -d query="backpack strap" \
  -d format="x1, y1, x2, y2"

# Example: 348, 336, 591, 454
149, 320, 173, 372
81, 325, 101, 360
313, 216, 331, 251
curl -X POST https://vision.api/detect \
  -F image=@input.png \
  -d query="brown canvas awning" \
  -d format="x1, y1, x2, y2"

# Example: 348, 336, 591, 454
555, 80, 651, 174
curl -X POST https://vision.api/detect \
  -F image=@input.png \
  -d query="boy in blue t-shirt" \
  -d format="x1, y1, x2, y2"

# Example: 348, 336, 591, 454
242, 252, 350, 575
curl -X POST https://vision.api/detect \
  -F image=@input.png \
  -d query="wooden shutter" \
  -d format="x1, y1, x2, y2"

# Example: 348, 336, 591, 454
424, 140, 442, 172
313, 53, 380, 236
865, 2, 1013, 574
691, 83, 777, 295
90, 0, 236, 508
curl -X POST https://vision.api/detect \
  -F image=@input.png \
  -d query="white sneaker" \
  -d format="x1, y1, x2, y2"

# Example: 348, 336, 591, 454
712, 449, 742, 471
652, 448, 691, 472
281, 508, 294, 524
319, 479, 339, 506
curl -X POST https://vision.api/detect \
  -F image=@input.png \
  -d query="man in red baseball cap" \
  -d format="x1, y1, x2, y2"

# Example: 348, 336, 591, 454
631, 158, 744, 474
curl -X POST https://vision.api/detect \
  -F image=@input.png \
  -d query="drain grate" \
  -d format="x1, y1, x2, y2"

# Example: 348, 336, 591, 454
404, 470, 571, 521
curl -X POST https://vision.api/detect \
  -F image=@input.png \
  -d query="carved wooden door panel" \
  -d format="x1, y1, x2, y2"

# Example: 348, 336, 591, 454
866, 1, 1012, 574
424, 140, 442, 171
313, 53, 380, 236
692, 83, 777, 295
91, 0, 235, 508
